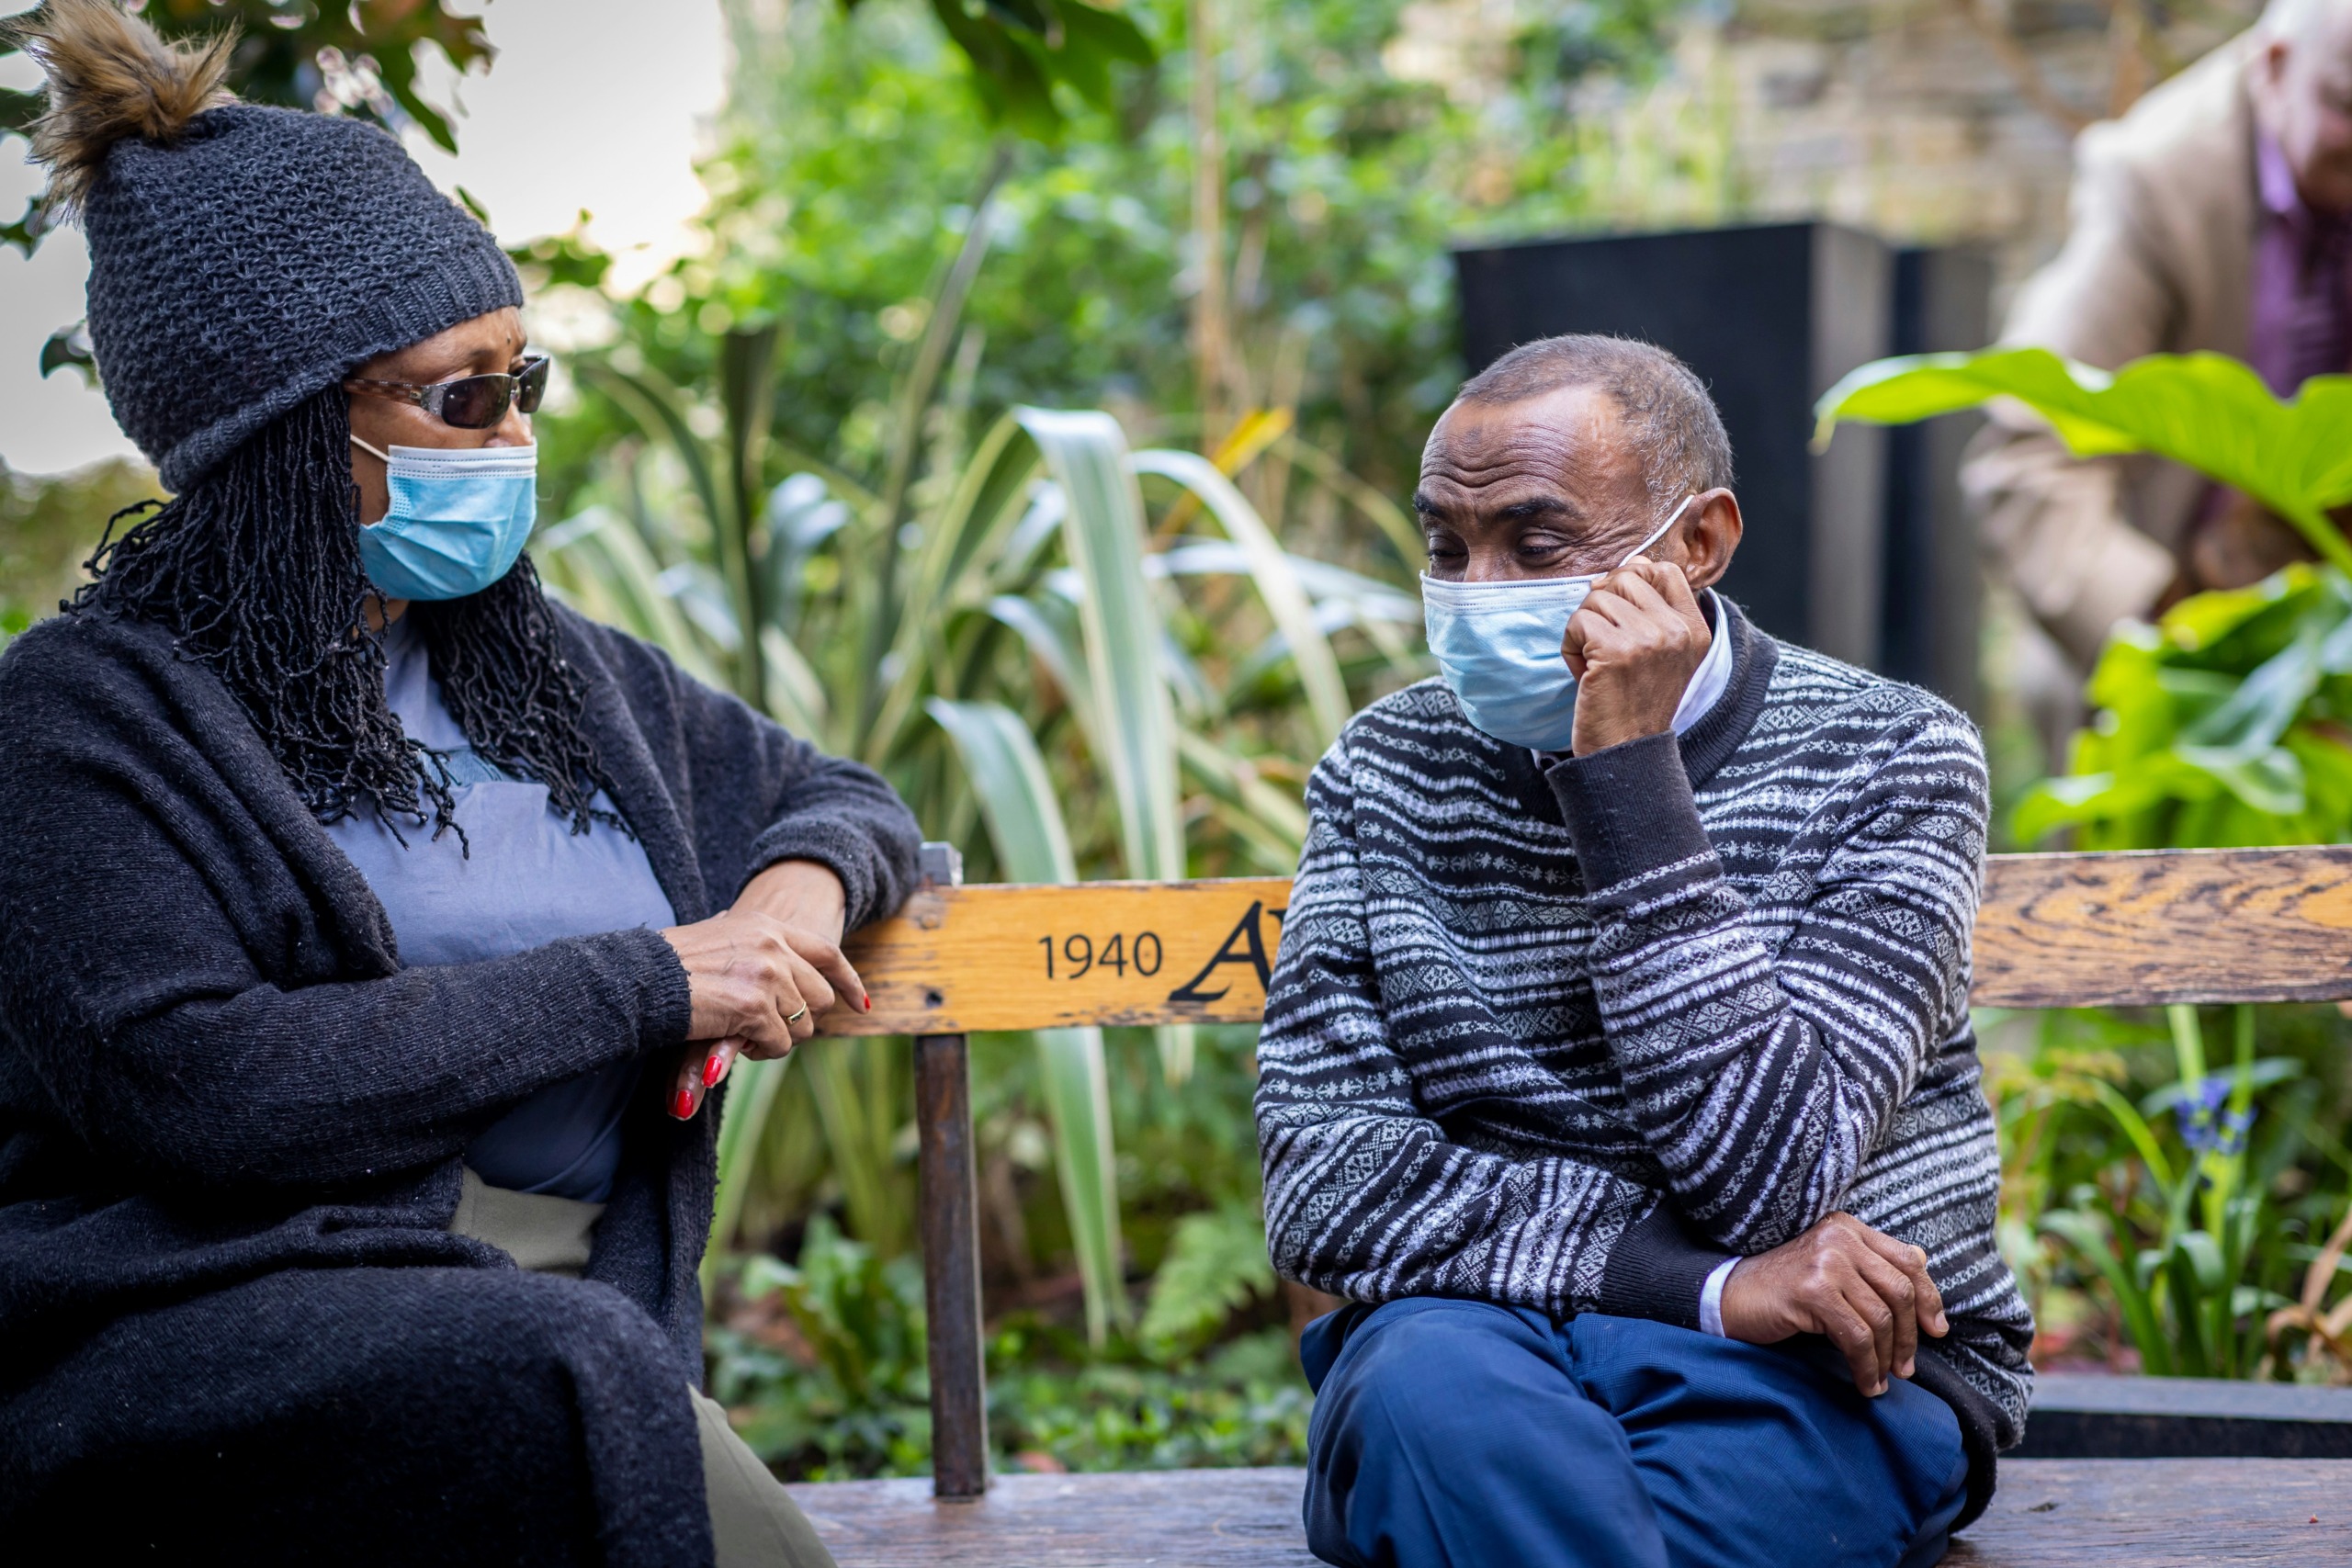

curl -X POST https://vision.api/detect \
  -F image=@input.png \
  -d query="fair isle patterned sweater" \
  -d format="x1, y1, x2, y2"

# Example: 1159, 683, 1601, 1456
1256, 600, 2032, 1527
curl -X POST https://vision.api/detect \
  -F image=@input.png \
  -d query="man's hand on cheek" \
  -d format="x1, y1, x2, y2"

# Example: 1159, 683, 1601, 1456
1562, 558, 1710, 756
1717, 1213, 1948, 1396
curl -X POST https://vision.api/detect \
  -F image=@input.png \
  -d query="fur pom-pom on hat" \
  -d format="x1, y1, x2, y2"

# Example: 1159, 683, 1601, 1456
14, 0, 235, 217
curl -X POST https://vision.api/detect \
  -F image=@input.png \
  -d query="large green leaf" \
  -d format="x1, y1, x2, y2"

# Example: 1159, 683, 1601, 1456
988, 591, 1095, 722
1133, 448, 1351, 748
1176, 728, 1309, 873
1814, 348, 2352, 576
928, 697, 1126, 1344
2010, 559, 2352, 847
761, 628, 834, 749
577, 362, 755, 697
1016, 408, 1193, 1082
865, 413, 1046, 763
537, 508, 728, 688
802, 1038, 912, 1261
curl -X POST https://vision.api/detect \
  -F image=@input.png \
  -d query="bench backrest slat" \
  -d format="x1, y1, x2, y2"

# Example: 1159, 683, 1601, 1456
1973, 845, 2352, 1009
830, 847, 2352, 1035
836, 877, 1293, 1036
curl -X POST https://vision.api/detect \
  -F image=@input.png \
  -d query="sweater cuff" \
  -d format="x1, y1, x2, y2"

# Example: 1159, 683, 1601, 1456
1909, 1347, 2008, 1533
745, 819, 888, 931
608, 924, 696, 1050
1598, 1201, 1736, 1332
1545, 731, 1714, 891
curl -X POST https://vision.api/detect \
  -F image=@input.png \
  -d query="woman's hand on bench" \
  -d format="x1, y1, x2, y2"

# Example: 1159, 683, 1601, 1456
1717, 1212, 1947, 1397
662, 861, 868, 1119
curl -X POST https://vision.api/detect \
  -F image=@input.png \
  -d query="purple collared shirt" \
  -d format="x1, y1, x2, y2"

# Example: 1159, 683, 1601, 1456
2249, 131, 2352, 396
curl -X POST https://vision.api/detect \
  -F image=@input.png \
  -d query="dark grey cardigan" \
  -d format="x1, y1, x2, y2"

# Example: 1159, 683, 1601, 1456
0, 602, 920, 1565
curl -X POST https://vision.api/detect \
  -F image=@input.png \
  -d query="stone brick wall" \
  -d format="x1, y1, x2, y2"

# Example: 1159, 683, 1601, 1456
1397, 0, 2267, 321
1703, 1, 2259, 306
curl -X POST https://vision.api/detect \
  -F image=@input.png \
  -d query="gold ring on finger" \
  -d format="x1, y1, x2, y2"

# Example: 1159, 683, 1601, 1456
785, 1006, 809, 1023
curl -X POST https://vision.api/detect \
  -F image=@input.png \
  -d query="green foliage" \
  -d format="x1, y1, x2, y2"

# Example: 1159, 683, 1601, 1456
1985, 1003, 2352, 1380
930, 696, 1126, 1344
2015, 564, 2352, 848
531, 0, 1715, 1463
860, 0, 1156, 142
1814, 345, 2352, 851
710, 1215, 933, 1479
988, 1326, 1310, 1472
0, 457, 153, 641
565, 0, 1712, 539
1814, 348, 2352, 575
538, 184, 1421, 1353
37, 321, 94, 386
2037, 1005, 2282, 1379
707, 1205, 1308, 1482
1139, 1199, 1276, 1356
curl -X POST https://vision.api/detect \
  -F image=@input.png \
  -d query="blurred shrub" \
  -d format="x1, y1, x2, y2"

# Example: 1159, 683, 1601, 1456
0, 458, 155, 645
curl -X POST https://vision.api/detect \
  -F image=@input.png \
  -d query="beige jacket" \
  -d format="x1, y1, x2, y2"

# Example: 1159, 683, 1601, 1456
1963, 36, 2261, 666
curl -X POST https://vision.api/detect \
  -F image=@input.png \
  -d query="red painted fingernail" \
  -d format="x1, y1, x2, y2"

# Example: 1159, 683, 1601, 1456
703, 1052, 725, 1087
673, 1089, 695, 1119
863, 996, 871, 1011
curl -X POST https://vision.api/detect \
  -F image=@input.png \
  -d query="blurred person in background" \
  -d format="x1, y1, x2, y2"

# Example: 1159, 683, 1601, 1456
1966, 0, 2352, 691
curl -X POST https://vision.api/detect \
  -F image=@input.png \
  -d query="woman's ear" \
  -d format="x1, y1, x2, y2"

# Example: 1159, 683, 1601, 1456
1680, 488, 1742, 591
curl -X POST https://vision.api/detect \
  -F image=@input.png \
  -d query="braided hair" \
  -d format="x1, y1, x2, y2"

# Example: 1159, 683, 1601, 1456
71, 386, 616, 843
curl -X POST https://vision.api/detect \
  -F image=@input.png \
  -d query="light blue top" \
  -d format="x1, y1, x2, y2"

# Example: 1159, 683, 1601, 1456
324, 614, 677, 1201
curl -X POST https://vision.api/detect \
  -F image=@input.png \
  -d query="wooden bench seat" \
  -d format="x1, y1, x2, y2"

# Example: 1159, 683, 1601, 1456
789, 1460, 2352, 1566
793, 843, 2352, 1559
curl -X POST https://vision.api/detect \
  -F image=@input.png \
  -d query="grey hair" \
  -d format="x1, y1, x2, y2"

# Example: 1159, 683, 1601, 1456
1453, 333, 1735, 513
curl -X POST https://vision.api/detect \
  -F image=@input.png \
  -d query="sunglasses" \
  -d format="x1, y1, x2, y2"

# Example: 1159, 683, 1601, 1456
345, 354, 551, 430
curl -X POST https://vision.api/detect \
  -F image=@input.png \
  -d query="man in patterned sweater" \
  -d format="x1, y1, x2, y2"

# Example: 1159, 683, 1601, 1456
1257, 335, 2034, 1568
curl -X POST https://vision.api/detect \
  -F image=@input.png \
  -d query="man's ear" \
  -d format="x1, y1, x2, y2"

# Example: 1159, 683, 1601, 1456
1679, 488, 1742, 591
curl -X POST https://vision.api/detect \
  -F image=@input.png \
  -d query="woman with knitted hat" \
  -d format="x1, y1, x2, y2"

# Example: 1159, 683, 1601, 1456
0, 4, 915, 1562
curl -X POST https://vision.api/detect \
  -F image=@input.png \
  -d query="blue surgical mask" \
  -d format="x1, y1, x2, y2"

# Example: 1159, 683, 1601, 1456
1420, 497, 1692, 750
351, 437, 537, 601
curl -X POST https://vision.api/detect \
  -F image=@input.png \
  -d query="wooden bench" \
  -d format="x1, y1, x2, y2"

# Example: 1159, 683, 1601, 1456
783, 843, 2352, 1564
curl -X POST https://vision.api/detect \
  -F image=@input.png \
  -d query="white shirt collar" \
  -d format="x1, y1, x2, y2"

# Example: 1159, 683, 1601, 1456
1669, 589, 1733, 736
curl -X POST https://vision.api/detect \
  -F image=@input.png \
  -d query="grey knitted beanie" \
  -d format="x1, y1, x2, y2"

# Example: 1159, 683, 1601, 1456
24, 2, 522, 491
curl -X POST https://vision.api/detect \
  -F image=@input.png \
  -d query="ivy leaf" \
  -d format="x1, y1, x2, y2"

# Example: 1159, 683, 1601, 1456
0, 85, 41, 139
1, 194, 51, 258
38, 320, 96, 387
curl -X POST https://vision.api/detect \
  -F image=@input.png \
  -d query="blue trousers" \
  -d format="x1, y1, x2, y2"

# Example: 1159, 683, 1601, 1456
1300, 1300, 1970, 1568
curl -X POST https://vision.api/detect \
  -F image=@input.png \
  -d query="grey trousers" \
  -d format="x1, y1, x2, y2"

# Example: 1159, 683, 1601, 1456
450, 1170, 836, 1567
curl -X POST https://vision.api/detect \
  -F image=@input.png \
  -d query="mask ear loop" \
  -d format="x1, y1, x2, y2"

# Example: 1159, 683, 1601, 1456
1618, 493, 1698, 569
350, 434, 392, 464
